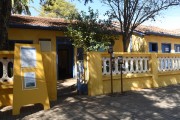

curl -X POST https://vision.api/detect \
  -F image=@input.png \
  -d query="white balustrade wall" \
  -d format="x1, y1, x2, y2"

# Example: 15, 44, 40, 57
102, 56, 150, 75
158, 57, 180, 72
0, 59, 14, 82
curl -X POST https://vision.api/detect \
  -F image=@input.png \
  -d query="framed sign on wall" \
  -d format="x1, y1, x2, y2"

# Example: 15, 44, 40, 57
20, 47, 37, 67
23, 72, 36, 89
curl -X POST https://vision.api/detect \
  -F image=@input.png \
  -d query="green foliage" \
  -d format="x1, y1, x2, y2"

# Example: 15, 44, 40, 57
12, 0, 33, 15
39, 0, 78, 19
66, 8, 118, 52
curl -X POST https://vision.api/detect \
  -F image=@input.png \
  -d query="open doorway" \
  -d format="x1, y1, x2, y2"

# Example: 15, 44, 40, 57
56, 37, 76, 96
57, 45, 73, 80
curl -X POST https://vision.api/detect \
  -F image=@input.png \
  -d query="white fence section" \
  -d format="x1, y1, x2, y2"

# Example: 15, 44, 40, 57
158, 57, 180, 72
102, 56, 150, 75
0, 59, 14, 82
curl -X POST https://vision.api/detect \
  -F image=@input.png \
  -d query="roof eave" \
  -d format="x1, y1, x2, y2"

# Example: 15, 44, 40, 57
145, 32, 180, 38
9, 23, 67, 31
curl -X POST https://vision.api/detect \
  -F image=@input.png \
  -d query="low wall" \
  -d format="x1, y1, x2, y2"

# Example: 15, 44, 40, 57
87, 52, 180, 96
102, 74, 153, 94
0, 51, 14, 107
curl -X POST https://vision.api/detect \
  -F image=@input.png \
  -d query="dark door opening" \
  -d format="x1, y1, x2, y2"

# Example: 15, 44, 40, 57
149, 42, 158, 52
57, 39, 74, 80
56, 37, 77, 96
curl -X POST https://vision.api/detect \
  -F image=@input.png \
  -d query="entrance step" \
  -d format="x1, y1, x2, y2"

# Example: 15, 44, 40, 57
57, 78, 77, 96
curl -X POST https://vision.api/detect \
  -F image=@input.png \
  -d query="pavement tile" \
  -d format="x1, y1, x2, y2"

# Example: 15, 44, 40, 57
0, 84, 179, 120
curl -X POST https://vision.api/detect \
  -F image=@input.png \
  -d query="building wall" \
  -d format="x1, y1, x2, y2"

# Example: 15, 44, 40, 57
125, 34, 180, 53
131, 34, 146, 52
144, 35, 180, 53
8, 28, 65, 101
113, 36, 123, 52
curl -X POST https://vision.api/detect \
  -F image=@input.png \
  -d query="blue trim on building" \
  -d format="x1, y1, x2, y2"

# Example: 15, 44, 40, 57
56, 37, 74, 79
149, 42, 158, 52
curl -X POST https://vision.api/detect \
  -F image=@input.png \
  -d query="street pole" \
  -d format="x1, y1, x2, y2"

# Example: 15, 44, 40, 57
108, 39, 115, 95
120, 63, 123, 93
118, 56, 123, 94
110, 53, 113, 94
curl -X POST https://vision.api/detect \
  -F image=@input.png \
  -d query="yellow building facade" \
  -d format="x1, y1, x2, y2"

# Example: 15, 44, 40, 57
131, 26, 180, 53
1, 14, 180, 107
0, 15, 71, 107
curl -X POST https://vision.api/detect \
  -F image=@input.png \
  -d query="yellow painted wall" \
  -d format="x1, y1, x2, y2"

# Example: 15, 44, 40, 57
87, 52, 180, 96
121, 34, 180, 53
131, 34, 146, 52
152, 53, 180, 87
144, 35, 180, 53
102, 75, 153, 94
87, 52, 103, 96
113, 36, 123, 52
7, 28, 66, 101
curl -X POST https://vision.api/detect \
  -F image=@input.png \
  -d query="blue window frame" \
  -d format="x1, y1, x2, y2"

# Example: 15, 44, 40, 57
162, 43, 171, 53
174, 44, 180, 53
149, 42, 158, 52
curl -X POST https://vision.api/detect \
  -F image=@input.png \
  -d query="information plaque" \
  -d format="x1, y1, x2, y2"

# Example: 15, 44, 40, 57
13, 44, 50, 115
21, 47, 36, 67
24, 72, 36, 89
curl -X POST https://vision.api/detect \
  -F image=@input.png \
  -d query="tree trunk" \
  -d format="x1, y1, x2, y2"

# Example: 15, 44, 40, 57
122, 33, 130, 52
0, 0, 11, 50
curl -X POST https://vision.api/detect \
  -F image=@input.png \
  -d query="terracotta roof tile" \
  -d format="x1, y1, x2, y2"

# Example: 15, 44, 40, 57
9, 14, 180, 37
136, 25, 180, 36
9, 14, 69, 30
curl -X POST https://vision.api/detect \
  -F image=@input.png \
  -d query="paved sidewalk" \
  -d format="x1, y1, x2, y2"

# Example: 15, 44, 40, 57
0, 84, 180, 120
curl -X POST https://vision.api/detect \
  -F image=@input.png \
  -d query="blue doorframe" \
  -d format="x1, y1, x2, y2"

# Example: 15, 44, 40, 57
162, 43, 171, 53
56, 37, 74, 80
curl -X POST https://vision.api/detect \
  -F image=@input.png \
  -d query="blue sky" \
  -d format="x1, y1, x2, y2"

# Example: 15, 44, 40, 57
29, 0, 180, 30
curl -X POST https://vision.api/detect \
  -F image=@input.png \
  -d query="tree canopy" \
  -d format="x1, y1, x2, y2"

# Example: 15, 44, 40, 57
12, 0, 32, 15
39, 0, 78, 19
102, 0, 180, 52
66, 8, 118, 51
0, 0, 56, 50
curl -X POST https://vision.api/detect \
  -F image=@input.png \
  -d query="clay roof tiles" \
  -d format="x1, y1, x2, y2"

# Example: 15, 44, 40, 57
9, 14, 180, 37
9, 14, 69, 30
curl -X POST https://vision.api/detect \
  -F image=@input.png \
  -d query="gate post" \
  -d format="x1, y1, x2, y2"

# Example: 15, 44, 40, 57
151, 53, 159, 87
87, 52, 103, 96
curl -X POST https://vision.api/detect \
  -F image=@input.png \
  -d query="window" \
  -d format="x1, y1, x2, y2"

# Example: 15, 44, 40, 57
39, 39, 51, 52
162, 43, 171, 53
149, 43, 158, 52
175, 44, 180, 53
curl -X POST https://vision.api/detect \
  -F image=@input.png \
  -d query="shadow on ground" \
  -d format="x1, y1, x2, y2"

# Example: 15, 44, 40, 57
57, 79, 77, 96
0, 84, 179, 120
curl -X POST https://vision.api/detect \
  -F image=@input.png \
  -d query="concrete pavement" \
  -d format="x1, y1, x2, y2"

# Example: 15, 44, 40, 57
0, 84, 180, 120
